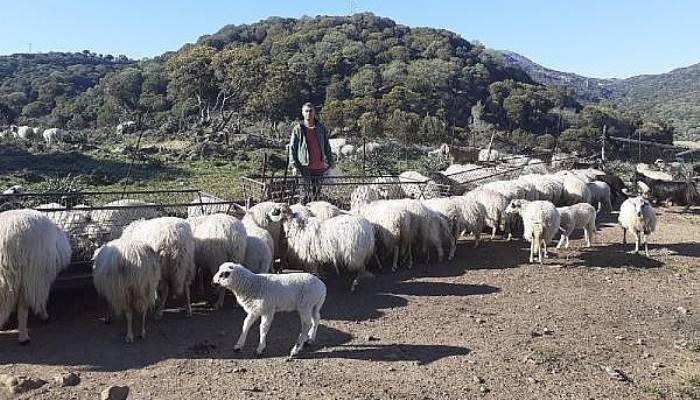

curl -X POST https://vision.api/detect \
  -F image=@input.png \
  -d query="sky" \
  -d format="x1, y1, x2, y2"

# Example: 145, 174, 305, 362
1, 0, 698, 79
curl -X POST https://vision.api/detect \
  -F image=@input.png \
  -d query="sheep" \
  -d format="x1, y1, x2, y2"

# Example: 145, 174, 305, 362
121, 217, 196, 318
479, 180, 528, 202
596, 173, 627, 208
358, 141, 382, 158
618, 196, 657, 256
587, 181, 613, 211
370, 176, 405, 199
399, 171, 442, 199
0, 210, 71, 344
464, 188, 508, 239
91, 199, 161, 239
556, 203, 597, 248
42, 128, 63, 148
188, 214, 247, 309
340, 144, 356, 159
242, 201, 285, 265
636, 173, 698, 209
517, 174, 564, 204
274, 204, 374, 292
395, 199, 455, 264
187, 194, 245, 218
241, 221, 274, 275
92, 238, 161, 343
424, 196, 485, 252
14, 126, 35, 140
2, 184, 25, 195
553, 172, 592, 206
350, 185, 379, 210
329, 138, 347, 159
116, 120, 136, 135
354, 200, 412, 272
306, 201, 344, 220
505, 199, 560, 264
212, 262, 326, 358
478, 148, 500, 162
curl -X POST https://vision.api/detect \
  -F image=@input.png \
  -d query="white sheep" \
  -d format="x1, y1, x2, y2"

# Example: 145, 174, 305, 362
42, 128, 64, 148
587, 181, 613, 211
212, 262, 326, 358
0, 210, 72, 344
14, 125, 35, 140
121, 217, 196, 318
116, 120, 136, 135
478, 148, 501, 162
241, 221, 274, 275
556, 203, 597, 248
92, 237, 161, 343
553, 172, 592, 205
370, 176, 405, 199
306, 201, 345, 220
275, 204, 375, 292
242, 201, 285, 265
424, 196, 485, 251
618, 196, 657, 256
395, 199, 454, 264
91, 199, 161, 240
480, 180, 528, 202
464, 188, 508, 239
355, 200, 413, 272
350, 185, 379, 210
188, 213, 247, 309
340, 144, 356, 159
518, 174, 564, 204
187, 194, 244, 218
329, 138, 347, 159
506, 199, 560, 264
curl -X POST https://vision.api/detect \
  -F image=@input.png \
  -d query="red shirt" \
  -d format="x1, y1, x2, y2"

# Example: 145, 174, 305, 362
304, 126, 326, 171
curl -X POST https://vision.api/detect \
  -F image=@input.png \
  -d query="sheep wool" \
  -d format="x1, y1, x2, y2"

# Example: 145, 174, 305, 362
0, 209, 72, 343
556, 203, 597, 249
618, 196, 657, 256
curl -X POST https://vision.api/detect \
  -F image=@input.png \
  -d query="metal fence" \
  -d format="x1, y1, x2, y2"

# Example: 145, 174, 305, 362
0, 188, 243, 283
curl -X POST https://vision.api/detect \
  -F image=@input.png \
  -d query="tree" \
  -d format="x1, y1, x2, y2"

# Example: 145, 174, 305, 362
165, 45, 218, 123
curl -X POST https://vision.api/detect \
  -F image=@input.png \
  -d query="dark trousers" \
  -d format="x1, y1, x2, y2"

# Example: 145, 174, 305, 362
299, 168, 325, 204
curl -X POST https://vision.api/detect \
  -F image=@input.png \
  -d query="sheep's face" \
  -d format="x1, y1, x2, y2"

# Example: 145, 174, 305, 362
505, 199, 525, 215
632, 197, 651, 218
212, 262, 245, 288
267, 204, 292, 222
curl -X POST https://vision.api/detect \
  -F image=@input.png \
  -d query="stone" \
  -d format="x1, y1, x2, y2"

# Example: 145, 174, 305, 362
101, 385, 130, 400
54, 372, 80, 387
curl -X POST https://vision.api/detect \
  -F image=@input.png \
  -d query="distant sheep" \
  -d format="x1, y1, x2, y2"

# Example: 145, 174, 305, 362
329, 138, 347, 159
42, 128, 64, 148
212, 262, 326, 358
116, 121, 136, 135
188, 213, 247, 309
0, 210, 72, 344
478, 148, 501, 162
92, 238, 161, 343
14, 125, 35, 140
122, 217, 196, 318
556, 203, 597, 248
187, 194, 245, 218
350, 185, 379, 210
587, 181, 613, 211
618, 196, 657, 256
91, 199, 161, 240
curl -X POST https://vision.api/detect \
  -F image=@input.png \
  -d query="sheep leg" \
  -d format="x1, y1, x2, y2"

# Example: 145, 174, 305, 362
529, 240, 535, 263
139, 311, 147, 339
373, 253, 384, 272
621, 227, 627, 244
184, 285, 192, 317
125, 310, 134, 344
307, 303, 322, 345
472, 231, 480, 249
391, 247, 399, 272
584, 228, 591, 248
234, 312, 259, 352
104, 309, 113, 324
290, 311, 312, 358
643, 233, 649, 257
256, 314, 274, 355
565, 235, 570, 249
155, 283, 169, 320
491, 225, 497, 240
633, 231, 640, 253
556, 234, 566, 249
17, 298, 30, 345
213, 287, 226, 310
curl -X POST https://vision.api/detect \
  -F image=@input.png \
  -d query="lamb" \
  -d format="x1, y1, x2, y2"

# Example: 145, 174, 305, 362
587, 181, 613, 211
464, 188, 508, 239
618, 196, 657, 256
0, 210, 72, 344
121, 217, 196, 318
241, 221, 274, 275
274, 204, 374, 292
556, 203, 597, 248
92, 238, 161, 343
306, 201, 345, 220
354, 200, 412, 272
212, 262, 326, 358
188, 214, 247, 309
505, 199, 560, 264
42, 128, 64, 148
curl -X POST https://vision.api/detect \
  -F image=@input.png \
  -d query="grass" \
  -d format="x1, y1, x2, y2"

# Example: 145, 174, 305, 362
643, 385, 663, 398
679, 375, 700, 399
688, 343, 700, 353
664, 263, 691, 274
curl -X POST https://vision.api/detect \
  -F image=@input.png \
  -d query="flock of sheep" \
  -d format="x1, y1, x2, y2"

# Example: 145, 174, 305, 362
0, 125, 64, 147
0, 162, 665, 358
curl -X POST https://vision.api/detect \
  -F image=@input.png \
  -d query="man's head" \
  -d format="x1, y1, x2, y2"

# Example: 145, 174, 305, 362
301, 102, 315, 124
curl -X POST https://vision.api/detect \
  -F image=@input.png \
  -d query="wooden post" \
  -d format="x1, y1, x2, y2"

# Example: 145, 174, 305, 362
601, 124, 606, 163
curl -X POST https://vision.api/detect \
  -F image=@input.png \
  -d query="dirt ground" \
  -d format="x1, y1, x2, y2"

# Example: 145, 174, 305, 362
1, 207, 698, 400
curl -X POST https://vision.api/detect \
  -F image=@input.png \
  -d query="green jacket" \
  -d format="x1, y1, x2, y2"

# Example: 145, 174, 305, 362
289, 121, 333, 170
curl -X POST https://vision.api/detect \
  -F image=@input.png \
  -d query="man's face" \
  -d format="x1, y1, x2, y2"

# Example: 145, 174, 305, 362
302, 106, 314, 121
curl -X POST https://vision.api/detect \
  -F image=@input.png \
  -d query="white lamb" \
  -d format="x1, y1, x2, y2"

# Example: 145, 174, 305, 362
0, 210, 72, 344
556, 203, 597, 248
306, 201, 345, 220
213, 262, 326, 358
121, 217, 196, 318
188, 213, 248, 309
618, 196, 657, 256
42, 128, 64, 148
587, 181, 613, 211
92, 237, 161, 343
506, 199, 561, 264
274, 204, 374, 292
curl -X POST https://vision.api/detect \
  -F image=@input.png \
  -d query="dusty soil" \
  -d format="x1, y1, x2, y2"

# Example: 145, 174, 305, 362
1, 207, 698, 399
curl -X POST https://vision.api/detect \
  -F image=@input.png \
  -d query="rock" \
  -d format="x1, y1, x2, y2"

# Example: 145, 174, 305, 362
233, 368, 247, 373
676, 307, 689, 315
527, 377, 538, 384
472, 376, 484, 384
366, 335, 380, 342
543, 328, 553, 335
479, 385, 490, 393
54, 372, 80, 387
388, 367, 396, 372
601, 365, 629, 382
1, 376, 47, 394
475, 318, 485, 324
636, 339, 645, 346
101, 385, 130, 400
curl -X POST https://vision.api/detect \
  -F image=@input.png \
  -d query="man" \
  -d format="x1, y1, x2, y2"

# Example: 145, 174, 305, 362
289, 102, 335, 204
